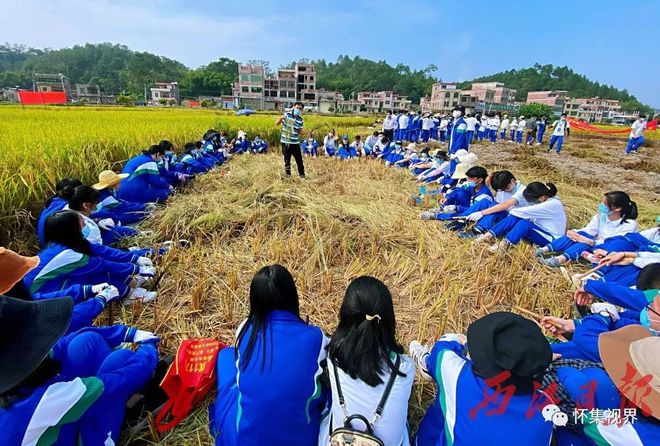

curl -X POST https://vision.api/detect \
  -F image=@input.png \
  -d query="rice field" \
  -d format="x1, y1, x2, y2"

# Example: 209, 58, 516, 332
0, 105, 372, 248
1, 106, 658, 445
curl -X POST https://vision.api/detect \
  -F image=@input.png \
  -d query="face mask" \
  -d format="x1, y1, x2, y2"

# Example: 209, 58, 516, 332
598, 203, 612, 215
464, 181, 476, 188
293, 108, 301, 116
452, 111, 461, 118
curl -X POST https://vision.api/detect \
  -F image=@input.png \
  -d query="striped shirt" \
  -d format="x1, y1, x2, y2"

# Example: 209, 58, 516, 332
280, 111, 304, 145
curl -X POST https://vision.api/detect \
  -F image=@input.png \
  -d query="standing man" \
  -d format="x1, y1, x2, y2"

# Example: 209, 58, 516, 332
382, 111, 397, 142
626, 114, 647, 154
500, 114, 510, 141
525, 115, 537, 145
465, 113, 478, 143
398, 111, 410, 142
276, 102, 305, 177
536, 117, 547, 145
548, 113, 569, 154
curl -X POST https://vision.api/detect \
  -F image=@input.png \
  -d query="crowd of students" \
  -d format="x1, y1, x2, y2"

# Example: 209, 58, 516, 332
1, 107, 658, 446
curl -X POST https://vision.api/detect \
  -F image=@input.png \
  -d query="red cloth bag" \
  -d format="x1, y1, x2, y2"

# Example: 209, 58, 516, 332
154, 338, 226, 433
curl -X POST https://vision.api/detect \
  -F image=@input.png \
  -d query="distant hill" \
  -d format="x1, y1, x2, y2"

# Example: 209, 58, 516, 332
458, 63, 651, 114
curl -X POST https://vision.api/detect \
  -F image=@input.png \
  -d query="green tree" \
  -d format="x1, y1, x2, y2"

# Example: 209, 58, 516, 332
518, 103, 557, 121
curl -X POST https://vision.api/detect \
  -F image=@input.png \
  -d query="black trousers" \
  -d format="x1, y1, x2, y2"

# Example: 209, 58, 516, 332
383, 129, 394, 141
282, 143, 305, 176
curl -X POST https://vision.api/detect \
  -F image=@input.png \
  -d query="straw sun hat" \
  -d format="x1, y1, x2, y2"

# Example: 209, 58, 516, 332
93, 170, 129, 190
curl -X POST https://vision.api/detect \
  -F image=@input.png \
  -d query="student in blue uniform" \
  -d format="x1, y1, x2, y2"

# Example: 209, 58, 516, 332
180, 142, 208, 175
117, 145, 172, 204
232, 131, 251, 154
2, 246, 123, 334
548, 114, 570, 154
37, 178, 83, 246
23, 211, 156, 304
448, 106, 468, 162
92, 170, 151, 225
320, 276, 415, 446
536, 117, 547, 145
210, 265, 328, 446
476, 182, 567, 253
420, 166, 493, 223
0, 295, 160, 446
410, 312, 554, 446
302, 133, 320, 157
323, 130, 337, 157
363, 132, 379, 157
350, 135, 363, 157
65, 185, 139, 246
537, 191, 638, 267
250, 135, 268, 154
460, 170, 529, 237
337, 135, 353, 160
156, 140, 186, 187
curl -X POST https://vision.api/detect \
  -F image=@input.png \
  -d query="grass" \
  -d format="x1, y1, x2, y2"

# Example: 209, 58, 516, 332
122, 149, 658, 445
0, 106, 372, 249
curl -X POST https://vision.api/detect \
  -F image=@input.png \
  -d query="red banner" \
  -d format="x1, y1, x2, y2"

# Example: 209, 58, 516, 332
568, 118, 657, 134
18, 91, 67, 105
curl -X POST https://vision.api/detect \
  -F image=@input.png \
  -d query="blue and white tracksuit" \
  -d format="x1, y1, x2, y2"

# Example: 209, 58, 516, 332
117, 154, 171, 204
37, 197, 68, 246
210, 310, 328, 446
489, 198, 567, 246
302, 139, 319, 156
250, 139, 268, 154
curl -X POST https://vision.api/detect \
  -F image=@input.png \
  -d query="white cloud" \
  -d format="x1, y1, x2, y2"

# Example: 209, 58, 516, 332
0, 0, 295, 67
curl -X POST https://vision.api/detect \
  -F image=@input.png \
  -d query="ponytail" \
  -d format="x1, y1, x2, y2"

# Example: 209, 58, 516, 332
523, 182, 557, 203
605, 191, 638, 223
68, 185, 100, 211
143, 145, 165, 156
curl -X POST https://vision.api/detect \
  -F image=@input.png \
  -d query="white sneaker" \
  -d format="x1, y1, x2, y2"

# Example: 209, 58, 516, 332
134, 275, 151, 288
409, 341, 433, 380
124, 287, 157, 305
591, 302, 620, 321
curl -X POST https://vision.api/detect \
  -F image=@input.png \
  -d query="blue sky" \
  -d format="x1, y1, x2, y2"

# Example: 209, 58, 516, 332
2, 0, 659, 106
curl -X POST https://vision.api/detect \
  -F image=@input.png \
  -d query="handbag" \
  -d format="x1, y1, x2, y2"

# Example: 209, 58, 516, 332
153, 338, 226, 433
328, 354, 401, 446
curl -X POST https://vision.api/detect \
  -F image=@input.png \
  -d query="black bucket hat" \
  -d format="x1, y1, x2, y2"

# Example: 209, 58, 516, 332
467, 312, 552, 394
0, 295, 73, 393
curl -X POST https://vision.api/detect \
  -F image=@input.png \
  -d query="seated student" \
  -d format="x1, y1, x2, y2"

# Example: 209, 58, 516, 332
65, 185, 140, 246
200, 135, 223, 167
415, 150, 449, 183
459, 170, 529, 237
324, 130, 337, 157
37, 178, 83, 246
537, 191, 638, 267
384, 141, 406, 166
476, 182, 567, 253
410, 312, 554, 446
394, 144, 422, 168
420, 166, 492, 222
407, 148, 431, 175
117, 145, 172, 204
232, 131, 250, 154
319, 276, 414, 446
0, 296, 160, 446
92, 170, 152, 225
23, 211, 156, 304
372, 135, 391, 159
302, 133, 319, 157
350, 135, 363, 157
210, 265, 328, 446
250, 135, 268, 154
1, 247, 122, 334
181, 142, 209, 175
156, 140, 186, 187
336, 135, 354, 160
364, 131, 379, 157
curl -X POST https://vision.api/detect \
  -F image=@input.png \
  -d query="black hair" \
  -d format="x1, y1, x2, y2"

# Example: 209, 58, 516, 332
490, 170, 516, 191
523, 182, 557, 203
67, 185, 100, 212
143, 144, 165, 156
195, 141, 203, 149
604, 191, 638, 223
434, 150, 448, 159
158, 140, 174, 151
236, 265, 302, 371
48, 178, 83, 206
639, 114, 646, 119
293, 101, 304, 108
637, 264, 660, 290
466, 166, 488, 180
372, 131, 379, 136
355, 135, 361, 140
202, 129, 216, 140
328, 276, 404, 387
44, 210, 91, 255
184, 142, 196, 154
381, 137, 389, 144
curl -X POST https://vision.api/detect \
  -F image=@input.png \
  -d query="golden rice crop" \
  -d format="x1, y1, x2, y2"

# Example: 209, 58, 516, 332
0, 105, 372, 248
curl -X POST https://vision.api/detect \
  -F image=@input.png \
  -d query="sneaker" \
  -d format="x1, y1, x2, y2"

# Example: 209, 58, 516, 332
445, 220, 465, 231
488, 239, 512, 254
535, 247, 548, 257
539, 256, 562, 268
409, 341, 432, 380
124, 287, 157, 305
591, 302, 620, 321
134, 275, 151, 288
420, 211, 435, 220
475, 233, 492, 243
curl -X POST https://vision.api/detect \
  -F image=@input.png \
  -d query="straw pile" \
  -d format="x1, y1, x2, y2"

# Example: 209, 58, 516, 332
122, 138, 658, 444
